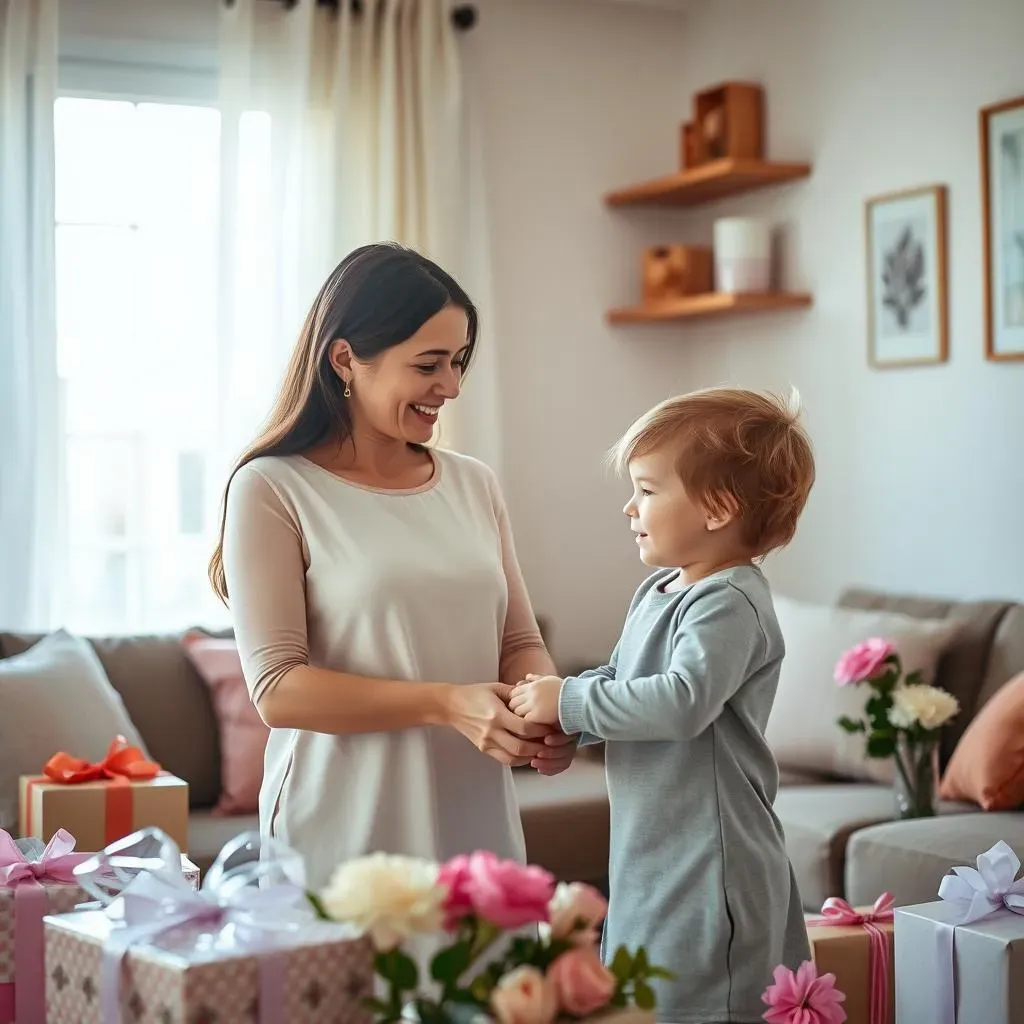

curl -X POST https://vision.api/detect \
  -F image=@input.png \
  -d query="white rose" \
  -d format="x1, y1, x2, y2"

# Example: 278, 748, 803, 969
490, 966, 558, 1024
543, 882, 607, 945
888, 684, 960, 731
320, 853, 445, 951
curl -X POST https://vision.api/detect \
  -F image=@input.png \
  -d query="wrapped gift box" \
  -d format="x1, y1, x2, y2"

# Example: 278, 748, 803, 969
894, 900, 1024, 1024
805, 895, 894, 1024
1, 832, 200, 1024
19, 772, 189, 852
44, 907, 374, 1024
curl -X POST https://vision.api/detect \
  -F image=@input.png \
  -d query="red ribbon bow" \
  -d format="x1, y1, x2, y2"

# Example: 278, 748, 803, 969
808, 891, 894, 1024
42, 735, 161, 785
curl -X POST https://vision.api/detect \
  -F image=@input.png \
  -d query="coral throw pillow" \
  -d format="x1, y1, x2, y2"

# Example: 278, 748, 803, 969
182, 631, 268, 815
940, 673, 1024, 811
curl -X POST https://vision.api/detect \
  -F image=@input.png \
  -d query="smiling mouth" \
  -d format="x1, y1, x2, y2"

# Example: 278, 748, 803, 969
411, 403, 441, 422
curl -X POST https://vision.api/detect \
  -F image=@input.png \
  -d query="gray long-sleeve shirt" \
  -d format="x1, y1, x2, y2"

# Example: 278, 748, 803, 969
559, 565, 810, 1024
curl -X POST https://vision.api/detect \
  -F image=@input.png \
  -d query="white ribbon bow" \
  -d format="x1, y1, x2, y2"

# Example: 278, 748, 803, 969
937, 840, 1024, 924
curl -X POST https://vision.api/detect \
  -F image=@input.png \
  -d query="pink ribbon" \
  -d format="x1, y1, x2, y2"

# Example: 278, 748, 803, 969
0, 828, 90, 1024
807, 892, 894, 1024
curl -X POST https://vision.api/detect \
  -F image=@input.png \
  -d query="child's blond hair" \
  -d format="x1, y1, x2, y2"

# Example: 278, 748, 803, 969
609, 387, 815, 557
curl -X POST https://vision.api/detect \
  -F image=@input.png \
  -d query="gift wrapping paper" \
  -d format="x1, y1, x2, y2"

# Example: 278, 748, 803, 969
19, 773, 189, 852
44, 908, 375, 1024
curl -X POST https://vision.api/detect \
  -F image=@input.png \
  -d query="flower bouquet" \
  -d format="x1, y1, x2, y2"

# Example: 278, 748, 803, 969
762, 960, 847, 1024
834, 638, 960, 819
308, 850, 671, 1024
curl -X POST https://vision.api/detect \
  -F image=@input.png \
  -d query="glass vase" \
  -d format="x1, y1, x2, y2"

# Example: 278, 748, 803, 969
892, 733, 940, 819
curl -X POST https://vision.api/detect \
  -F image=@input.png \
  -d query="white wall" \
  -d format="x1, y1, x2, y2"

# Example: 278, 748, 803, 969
469, 0, 1024, 667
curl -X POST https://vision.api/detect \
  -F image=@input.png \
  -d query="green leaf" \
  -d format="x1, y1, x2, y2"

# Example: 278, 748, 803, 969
376, 949, 419, 991
634, 979, 656, 1010
362, 997, 390, 1014
305, 891, 331, 921
632, 947, 649, 977
866, 734, 896, 759
905, 669, 922, 687
430, 940, 473, 984
836, 716, 865, 733
647, 966, 676, 981
610, 946, 634, 982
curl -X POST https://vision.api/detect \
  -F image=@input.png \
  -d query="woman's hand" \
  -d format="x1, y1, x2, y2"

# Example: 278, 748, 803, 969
440, 683, 551, 766
530, 730, 578, 776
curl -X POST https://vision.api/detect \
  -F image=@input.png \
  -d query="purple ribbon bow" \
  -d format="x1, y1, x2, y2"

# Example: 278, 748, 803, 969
0, 828, 91, 1024
932, 840, 1024, 1024
73, 827, 311, 1023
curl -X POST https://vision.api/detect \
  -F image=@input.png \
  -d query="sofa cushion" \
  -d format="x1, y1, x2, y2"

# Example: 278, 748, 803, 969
182, 632, 268, 816
774, 784, 895, 912
837, 589, 1013, 765
0, 629, 150, 832
0, 632, 221, 810
186, 808, 261, 875
844, 810, 1024, 908
768, 597, 961, 783
975, 604, 1024, 712
940, 672, 1024, 811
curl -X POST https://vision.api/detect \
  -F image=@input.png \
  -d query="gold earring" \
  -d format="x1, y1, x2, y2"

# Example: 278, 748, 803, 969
344, 379, 352, 398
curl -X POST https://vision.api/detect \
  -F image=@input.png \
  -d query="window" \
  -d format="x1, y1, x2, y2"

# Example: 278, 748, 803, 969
54, 96, 231, 634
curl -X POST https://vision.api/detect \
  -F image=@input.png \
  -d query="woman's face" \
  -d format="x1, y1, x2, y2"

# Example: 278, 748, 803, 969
338, 303, 470, 446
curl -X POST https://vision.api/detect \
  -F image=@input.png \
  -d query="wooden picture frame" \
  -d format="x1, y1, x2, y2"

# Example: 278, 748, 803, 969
865, 184, 949, 368
980, 94, 1024, 361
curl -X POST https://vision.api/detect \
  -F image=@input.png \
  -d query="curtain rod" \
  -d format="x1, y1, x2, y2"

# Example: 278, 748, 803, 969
225, 0, 478, 30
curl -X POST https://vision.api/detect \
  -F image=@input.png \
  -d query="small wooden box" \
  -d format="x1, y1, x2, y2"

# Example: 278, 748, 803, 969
680, 121, 704, 169
642, 245, 713, 303
693, 82, 765, 162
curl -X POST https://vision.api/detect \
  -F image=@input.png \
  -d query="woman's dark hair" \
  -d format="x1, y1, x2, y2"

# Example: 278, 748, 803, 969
209, 242, 478, 602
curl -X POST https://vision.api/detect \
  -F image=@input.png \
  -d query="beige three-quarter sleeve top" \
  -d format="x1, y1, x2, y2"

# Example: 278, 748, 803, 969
221, 448, 547, 888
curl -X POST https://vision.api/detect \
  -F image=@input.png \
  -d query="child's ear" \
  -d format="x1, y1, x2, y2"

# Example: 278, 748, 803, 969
705, 493, 740, 532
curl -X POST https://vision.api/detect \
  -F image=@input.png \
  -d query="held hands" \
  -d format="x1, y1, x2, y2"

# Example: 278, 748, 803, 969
444, 682, 551, 767
510, 674, 578, 776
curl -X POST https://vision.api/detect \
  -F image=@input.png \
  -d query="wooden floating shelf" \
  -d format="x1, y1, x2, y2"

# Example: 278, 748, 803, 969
604, 158, 812, 207
607, 291, 812, 325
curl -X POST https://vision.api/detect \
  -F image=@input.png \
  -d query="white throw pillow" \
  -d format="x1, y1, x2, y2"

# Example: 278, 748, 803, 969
0, 629, 149, 832
766, 596, 961, 783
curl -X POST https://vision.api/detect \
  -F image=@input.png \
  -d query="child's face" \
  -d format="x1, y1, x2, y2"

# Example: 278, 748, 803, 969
624, 448, 735, 571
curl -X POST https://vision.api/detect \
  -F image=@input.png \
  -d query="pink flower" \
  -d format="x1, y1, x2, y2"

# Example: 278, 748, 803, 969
833, 638, 895, 686
438, 851, 555, 930
546, 881, 608, 945
491, 966, 558, 1024
762, 961, 847, 1024
547, 946, 617, 1017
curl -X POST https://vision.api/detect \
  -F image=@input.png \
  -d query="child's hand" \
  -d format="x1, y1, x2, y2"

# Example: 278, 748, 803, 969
509, 674, 563, 726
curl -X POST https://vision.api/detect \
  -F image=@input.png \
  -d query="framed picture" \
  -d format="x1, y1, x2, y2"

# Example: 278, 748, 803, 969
865, 184, 948, 368
980, 94, 1024, 361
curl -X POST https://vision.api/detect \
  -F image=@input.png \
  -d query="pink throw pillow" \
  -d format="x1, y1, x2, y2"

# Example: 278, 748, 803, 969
182, 631, 268, 816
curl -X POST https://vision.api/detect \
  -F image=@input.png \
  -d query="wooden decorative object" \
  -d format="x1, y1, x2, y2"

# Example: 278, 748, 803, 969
642, 245, 713, 303
680, 121, 704, 170
693, 82, 764, 162
979, 93, 1024, 361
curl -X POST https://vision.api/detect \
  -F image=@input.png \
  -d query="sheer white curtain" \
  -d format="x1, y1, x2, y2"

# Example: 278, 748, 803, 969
216, 0, 501, 467
0, 0, 60, 630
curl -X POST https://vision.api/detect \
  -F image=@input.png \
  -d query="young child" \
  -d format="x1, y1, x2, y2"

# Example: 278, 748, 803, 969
510, 387, 815, 1024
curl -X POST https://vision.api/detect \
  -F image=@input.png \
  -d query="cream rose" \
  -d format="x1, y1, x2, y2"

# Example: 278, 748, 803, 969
888, 684, 960, 731
490, 966, 558, 1024
544, 881, 607, 946
320, 853, 445, 950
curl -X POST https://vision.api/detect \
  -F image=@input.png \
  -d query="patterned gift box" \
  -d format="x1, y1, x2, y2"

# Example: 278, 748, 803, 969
45, 827, 374, 1024
805, 893, 895, 1024
44, 908, 374, 1024
19, 736, 189, 852
1, 828, 200, 1024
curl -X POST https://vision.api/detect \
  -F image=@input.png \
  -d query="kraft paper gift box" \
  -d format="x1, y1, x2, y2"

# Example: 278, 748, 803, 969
805, 893, 895, 1024
19, 735, 189, 852
894, 840, 1024, 1024
1, 828, 200, 1024
45, 829, 374, 1024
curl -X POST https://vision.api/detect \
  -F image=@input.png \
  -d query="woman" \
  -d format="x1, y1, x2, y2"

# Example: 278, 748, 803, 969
209, 242, 572, 889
